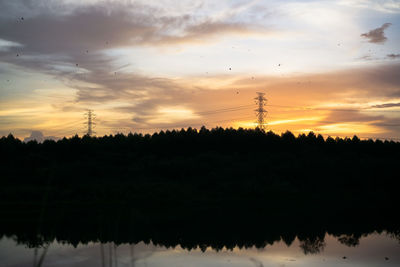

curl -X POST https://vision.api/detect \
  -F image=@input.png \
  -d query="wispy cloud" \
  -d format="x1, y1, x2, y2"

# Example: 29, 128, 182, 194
339, 0, 400, 14
387, 53, 400, 59
371, 102, 400, 108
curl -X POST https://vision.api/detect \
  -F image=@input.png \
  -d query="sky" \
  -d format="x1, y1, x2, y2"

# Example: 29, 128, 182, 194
0, 0, 400, 140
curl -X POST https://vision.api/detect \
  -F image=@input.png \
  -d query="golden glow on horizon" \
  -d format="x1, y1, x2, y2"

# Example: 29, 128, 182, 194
233, 117, 323, 130
318, 123, 383, 135
268, 117, 322, 126
147, 107, 200, 124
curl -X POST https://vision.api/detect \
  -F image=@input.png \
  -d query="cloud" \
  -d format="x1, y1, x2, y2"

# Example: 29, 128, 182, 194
320, 110, 384, 124
23, 131, 58, 142
0, 0, 270, 90
0, 1, 267, 56
357, 54, 375, 61
387, 54, 400, 59
361, 53, 400, 61
361, 23, 392, 43
0, 39, 22, 52
373, 117, 400, 129
183, 20, 261, 37
339, 0, 400, 14
314, 108, 400, 137
233, 63, 400, 99
371, 102, 400, 108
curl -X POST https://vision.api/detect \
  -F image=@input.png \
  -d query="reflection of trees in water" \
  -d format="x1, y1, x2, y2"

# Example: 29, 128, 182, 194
388, 231, 400, 244
23, 230, 397, 263
98, 243, 151, 267
114, 243, 118, 267
338, 234, 360, 247
130, 244, 134, 267
13, 230, 400, 258
99, 242, 120, 267
100, 243, 105, 267
33, 244, 49, 267
249, 257, 264, 267
281, 233, 296, 246
299, 236, 326, 255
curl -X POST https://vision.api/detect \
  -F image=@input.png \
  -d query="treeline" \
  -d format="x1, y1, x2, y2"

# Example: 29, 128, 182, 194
0, 127, 399, 250
1, 127, 399, 186
2, 126, 400, 147
1, 127, 399, 202
1, 127, 399, 154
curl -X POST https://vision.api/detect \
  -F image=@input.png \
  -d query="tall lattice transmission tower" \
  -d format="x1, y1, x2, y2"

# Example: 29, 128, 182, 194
84, 109, 96, 136
255, 92, 267, 130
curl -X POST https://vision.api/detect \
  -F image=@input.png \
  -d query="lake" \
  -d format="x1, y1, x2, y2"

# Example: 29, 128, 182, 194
1, 232, 399, 267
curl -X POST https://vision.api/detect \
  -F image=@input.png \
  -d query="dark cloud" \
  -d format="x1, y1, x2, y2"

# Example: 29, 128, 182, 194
321, 110, 383, 124
361, 23, 392, 44
0, 5, 173, 55
371, 102, 400, 108
0, 1, 265, 57
387, 54, 400, 59
357, 54, 375, 61
184, 20, 258, 37
372, 117, 400, 137
353, 63, 400, 97
0, 0, 265, 78
317, 109, 400, 137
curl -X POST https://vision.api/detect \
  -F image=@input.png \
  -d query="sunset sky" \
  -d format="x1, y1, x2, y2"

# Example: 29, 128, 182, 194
0, 0, 399, 140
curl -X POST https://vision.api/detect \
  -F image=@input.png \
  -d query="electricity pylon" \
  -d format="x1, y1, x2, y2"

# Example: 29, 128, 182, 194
255, 92, 267, 130
84, 109, 96, 136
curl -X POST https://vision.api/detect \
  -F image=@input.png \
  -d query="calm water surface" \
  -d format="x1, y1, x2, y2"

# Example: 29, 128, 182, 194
1, 233, 399, 267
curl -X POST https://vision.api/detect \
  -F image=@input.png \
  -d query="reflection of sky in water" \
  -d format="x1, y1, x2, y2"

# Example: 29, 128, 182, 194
1, 233, 399, 267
